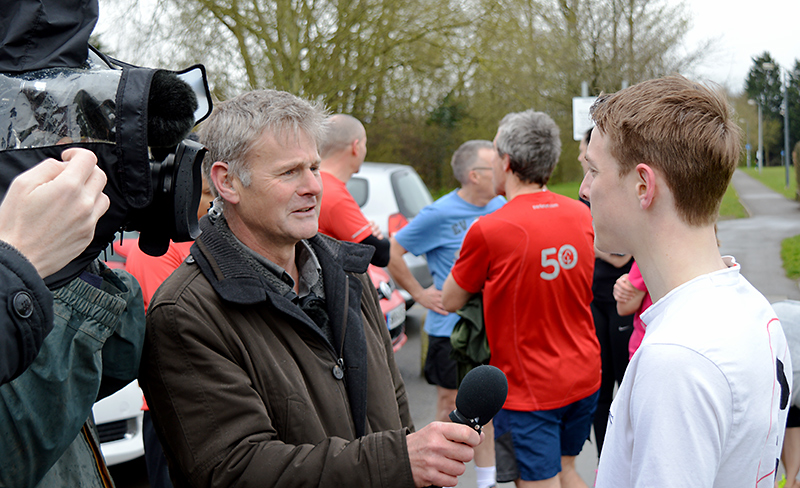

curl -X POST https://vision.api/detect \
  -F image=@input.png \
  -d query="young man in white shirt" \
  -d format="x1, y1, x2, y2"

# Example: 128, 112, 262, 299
579, 75, 791, 488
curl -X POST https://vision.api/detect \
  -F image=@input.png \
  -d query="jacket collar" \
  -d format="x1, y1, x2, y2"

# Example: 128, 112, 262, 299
190, 215, 375, 437
190, 215, 373, 305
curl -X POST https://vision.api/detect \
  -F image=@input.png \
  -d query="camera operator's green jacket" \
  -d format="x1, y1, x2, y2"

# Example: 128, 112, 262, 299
0, 264, 145, 488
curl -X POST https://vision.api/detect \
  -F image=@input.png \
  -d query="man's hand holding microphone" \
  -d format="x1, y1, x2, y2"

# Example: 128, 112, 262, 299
407, 365, 508, 487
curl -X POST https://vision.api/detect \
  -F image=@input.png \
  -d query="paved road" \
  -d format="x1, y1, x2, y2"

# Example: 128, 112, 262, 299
717, 170, 800, 302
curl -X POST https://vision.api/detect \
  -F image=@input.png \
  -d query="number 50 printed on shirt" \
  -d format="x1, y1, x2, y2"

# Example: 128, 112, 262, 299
540, 244, 578, 281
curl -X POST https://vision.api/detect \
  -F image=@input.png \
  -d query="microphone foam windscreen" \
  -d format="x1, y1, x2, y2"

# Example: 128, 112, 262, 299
148, 70, 198, 150
455, 365, 508, 426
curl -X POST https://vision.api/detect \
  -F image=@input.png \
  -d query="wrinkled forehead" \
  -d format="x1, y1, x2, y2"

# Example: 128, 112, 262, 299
251, 126, 318, 154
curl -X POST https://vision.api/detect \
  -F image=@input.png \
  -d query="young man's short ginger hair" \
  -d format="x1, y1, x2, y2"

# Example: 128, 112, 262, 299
590, 75, 742, 226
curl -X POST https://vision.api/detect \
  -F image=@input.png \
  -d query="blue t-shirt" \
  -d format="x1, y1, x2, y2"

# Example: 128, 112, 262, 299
395, 190, 505, 337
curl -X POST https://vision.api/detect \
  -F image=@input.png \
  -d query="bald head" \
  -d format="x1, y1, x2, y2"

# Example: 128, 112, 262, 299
319, 114, 366, 159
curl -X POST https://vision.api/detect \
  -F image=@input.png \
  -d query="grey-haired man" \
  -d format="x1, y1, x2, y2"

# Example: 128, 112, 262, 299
140, 89, 482, 488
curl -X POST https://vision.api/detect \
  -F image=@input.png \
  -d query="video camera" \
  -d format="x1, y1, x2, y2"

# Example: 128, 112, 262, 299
0, 46, 212, 288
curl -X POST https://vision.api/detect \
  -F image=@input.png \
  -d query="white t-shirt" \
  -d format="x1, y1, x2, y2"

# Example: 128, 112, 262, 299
596, 258, 791, 488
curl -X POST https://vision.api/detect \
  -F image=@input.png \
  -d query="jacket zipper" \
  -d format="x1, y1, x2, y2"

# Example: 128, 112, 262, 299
333, 275, 349, 379
83, 423, 114, 488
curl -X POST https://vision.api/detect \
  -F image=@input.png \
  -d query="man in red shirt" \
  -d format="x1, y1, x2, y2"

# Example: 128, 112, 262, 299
317, 114, 389, 266
443, 110, 601, 488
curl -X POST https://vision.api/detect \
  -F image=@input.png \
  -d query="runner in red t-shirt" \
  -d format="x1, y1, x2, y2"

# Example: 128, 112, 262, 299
443, 110, 601, 487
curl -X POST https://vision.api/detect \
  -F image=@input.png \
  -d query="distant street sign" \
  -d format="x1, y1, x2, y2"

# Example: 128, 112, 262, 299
573, 96, 597, 141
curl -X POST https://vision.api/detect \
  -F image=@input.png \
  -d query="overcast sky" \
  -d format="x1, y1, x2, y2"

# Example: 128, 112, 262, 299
678, 0, 800, 93
96, 0, 797, 95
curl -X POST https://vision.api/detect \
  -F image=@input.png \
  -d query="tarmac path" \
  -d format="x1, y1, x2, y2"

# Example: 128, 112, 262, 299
718, 169, 800, 302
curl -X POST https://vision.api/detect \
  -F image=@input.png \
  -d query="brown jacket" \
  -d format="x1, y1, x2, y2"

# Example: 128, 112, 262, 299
139, 218, 416, 488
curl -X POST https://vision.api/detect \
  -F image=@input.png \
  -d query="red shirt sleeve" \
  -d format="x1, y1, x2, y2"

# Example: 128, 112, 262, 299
318, 172, 372, 242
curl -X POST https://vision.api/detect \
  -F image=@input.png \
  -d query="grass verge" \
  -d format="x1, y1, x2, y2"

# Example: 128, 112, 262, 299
719, 183, 748, 220
782, 234, 800, 280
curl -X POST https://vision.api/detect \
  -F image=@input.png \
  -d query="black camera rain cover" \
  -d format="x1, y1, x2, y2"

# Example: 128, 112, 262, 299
0, 0, 99, 74
0, 0, 208, 288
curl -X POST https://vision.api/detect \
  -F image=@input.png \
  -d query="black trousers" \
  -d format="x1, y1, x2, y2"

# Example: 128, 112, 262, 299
591, 299, 633, 457
143, 411, 174, 488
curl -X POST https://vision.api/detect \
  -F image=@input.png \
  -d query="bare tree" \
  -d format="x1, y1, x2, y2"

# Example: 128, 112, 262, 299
100, 0, 471, 118
95, 0, 711, 191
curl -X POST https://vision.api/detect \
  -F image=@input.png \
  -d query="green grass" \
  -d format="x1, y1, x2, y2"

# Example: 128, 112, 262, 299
719, 183, 748, 220
547, 180, 582, 200
742, 165, 797, 200
782, 234, 800, 280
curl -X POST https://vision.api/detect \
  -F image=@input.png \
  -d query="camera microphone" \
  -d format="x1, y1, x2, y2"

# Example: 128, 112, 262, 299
449, 365, 508, 434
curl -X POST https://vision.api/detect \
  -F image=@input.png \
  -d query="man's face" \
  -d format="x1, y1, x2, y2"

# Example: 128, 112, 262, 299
579, 130, 636, 254
491, 132, 506, 196
472, 147, 497, 196
232, 130, 322, 249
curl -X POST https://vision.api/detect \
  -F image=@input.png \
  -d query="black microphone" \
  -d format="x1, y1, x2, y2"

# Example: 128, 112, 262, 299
449, 365, 508, 434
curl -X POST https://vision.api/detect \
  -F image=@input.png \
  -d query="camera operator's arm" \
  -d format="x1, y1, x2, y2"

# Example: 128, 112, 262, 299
0, 149, 109, 385
0, 265, 144, 488
0, 242, 52, 385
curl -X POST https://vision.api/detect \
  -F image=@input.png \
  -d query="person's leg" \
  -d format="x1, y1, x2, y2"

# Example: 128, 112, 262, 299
559, 389, 599, 488
783, 428, 800, 488
428, 335, 498, 487
474, 420, 496, 488
591, 301, 613, 458
494, 410, 520, 485
475, 420, 495, 465
558, 455, 587, 488
505, 409, 563, 488
424, 336, 459, 423
780, 407, 800, 488
435, 385, 457, 422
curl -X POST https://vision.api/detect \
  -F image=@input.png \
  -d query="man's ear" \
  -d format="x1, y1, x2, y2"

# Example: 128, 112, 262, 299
210, 161, 240, 205
351, 139, 361, 156
467, 167, 481, 185
500, 153, 511, 173
635, 163, 657, 210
